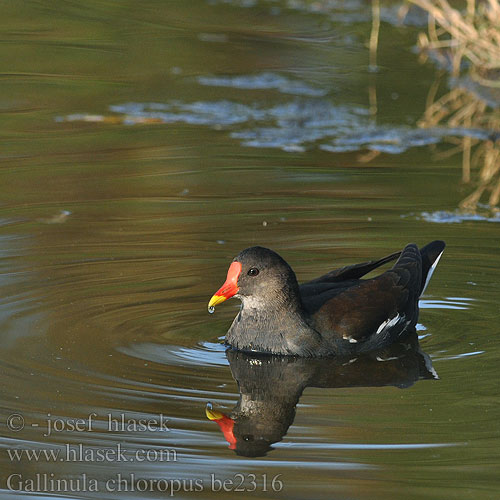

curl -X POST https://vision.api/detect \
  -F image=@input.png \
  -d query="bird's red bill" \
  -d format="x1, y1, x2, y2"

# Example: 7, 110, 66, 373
208, 261, 242, 310
206, 406, 237, 449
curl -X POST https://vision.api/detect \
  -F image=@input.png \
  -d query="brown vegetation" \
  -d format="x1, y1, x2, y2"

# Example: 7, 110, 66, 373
409, 0, 500, 83
407, 0, 500, 209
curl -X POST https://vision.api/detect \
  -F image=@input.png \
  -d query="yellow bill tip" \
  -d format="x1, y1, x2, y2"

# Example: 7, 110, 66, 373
206, 404, 224, 421
208, 294, 227, 311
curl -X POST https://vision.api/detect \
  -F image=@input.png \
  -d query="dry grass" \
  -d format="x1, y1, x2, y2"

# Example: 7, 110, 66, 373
418, 82, 500, 209
404, 0, 500, 209
409, 0, 500, 84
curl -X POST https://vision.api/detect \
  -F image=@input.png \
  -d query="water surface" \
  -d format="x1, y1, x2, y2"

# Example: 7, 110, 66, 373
1, 1, 499, 499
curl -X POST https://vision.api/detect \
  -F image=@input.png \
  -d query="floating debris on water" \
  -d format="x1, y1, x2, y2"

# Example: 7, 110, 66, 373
198, 33, 228, 43
37, 210, 71, 224
58, 99, 494, 154
419, 210, 500, 224
56, 70, 496, 154
197, 72, 327, 97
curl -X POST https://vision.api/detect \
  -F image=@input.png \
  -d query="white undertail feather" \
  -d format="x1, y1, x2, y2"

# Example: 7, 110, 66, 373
376, 313, 402, 334
420, 250, 444, 296
376, 355, 400, 362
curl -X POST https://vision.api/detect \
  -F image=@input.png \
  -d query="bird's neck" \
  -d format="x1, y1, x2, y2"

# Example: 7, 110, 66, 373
225, 293, 324, 356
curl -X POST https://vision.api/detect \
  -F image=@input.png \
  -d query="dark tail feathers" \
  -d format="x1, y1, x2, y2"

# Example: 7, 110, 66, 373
392, 240, 445, 297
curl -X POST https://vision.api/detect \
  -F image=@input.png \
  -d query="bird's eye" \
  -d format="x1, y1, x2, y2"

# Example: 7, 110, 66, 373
247, 267, 259, 277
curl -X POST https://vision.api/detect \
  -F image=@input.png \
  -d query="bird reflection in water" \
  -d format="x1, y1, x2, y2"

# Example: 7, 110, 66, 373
206, 330, 437, 457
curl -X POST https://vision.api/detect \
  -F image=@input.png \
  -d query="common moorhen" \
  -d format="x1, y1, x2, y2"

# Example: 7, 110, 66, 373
208, 241, 445, 356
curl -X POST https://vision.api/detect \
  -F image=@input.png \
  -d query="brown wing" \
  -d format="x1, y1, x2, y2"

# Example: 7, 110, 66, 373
311, 244, 422, 344
299, 251, 401, 311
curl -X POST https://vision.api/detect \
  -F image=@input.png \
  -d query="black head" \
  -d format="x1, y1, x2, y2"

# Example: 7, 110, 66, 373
233, 247, 297, 301
208, 246, 301, 311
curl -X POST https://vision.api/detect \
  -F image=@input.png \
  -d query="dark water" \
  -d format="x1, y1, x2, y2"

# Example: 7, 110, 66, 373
1, 1, 499, 499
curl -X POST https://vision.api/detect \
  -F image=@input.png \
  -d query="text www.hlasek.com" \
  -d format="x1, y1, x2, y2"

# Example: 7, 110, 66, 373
7, 444, 176, 463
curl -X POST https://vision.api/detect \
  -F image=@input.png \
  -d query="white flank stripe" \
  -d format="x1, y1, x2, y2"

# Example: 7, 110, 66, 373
376, 313, 401, 334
